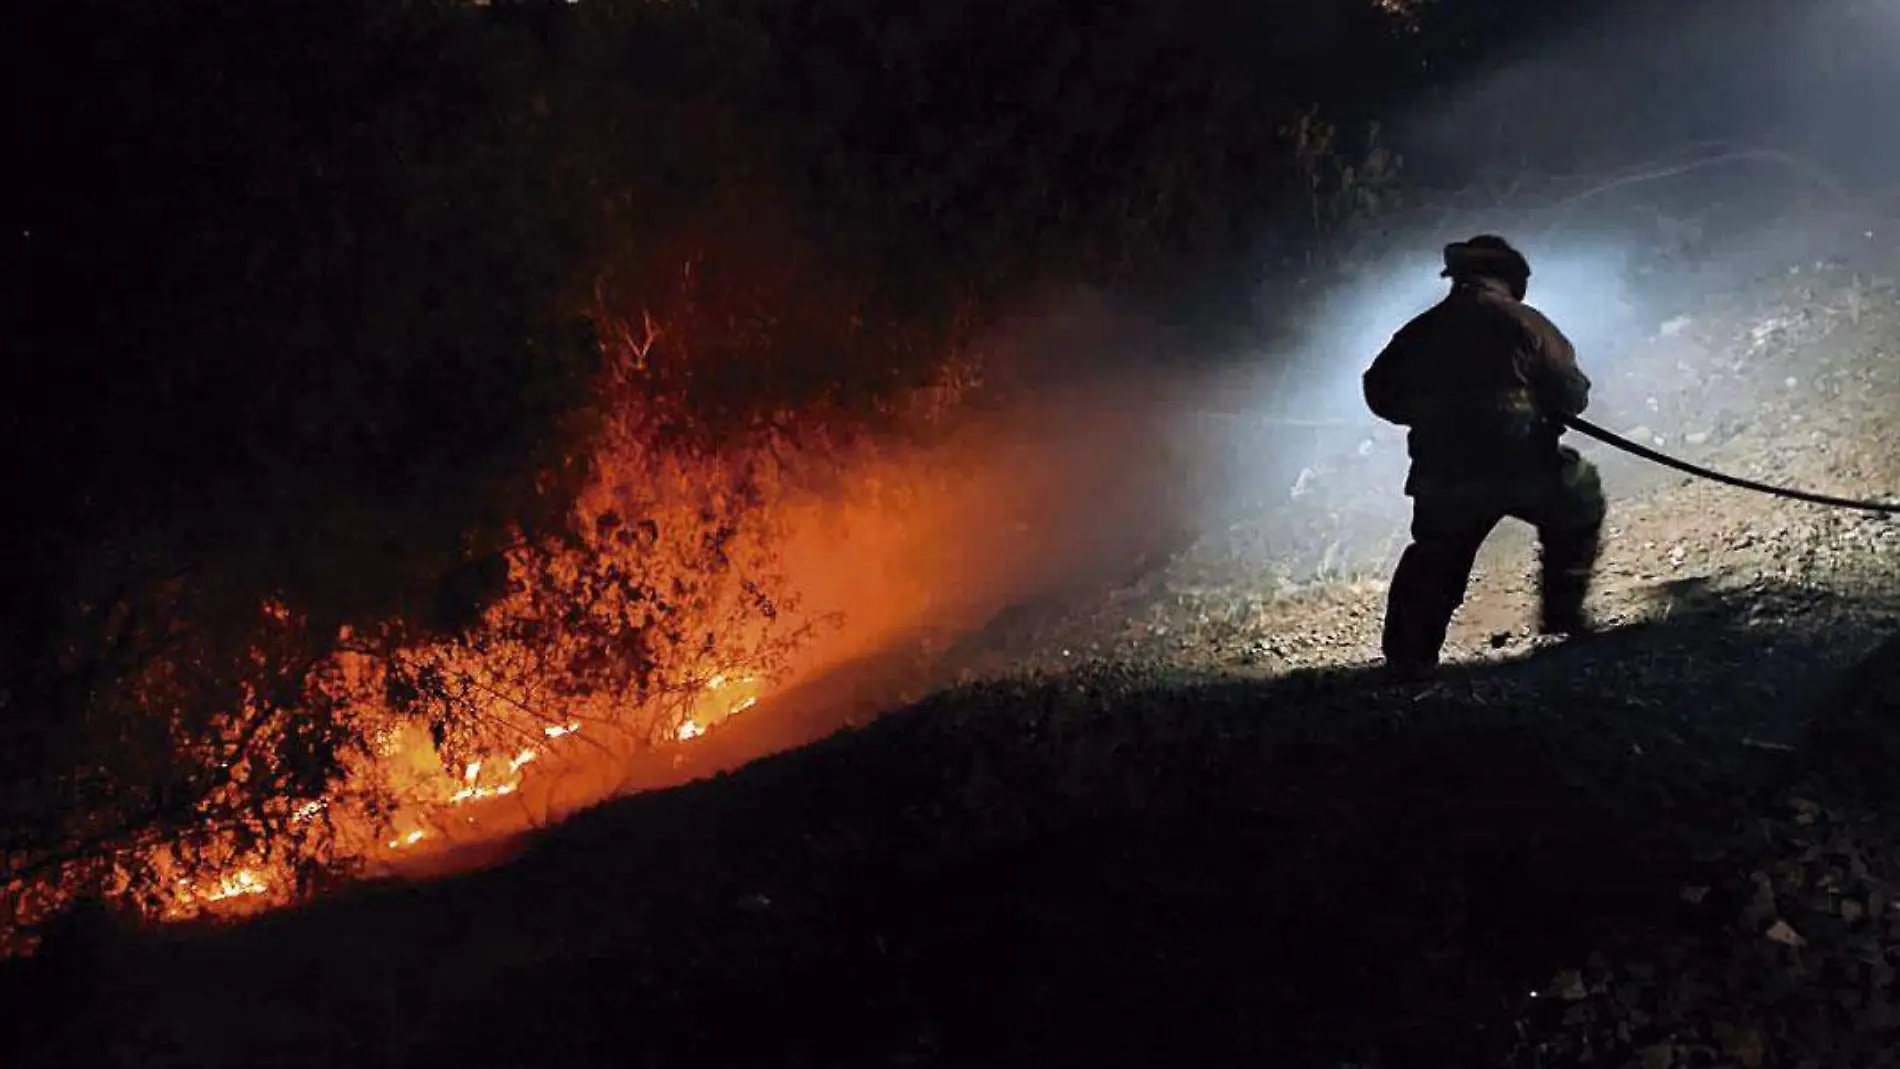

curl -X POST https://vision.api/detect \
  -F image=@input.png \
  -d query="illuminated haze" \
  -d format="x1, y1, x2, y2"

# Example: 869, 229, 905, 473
1165, 0, 1900, 555
771, 0, 1900, 682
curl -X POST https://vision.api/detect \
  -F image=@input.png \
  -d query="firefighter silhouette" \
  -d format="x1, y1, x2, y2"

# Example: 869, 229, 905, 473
1363, 235, 1605, 679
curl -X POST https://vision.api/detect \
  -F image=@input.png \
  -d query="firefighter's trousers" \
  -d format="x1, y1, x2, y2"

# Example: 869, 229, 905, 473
1382, 447, 1606, 670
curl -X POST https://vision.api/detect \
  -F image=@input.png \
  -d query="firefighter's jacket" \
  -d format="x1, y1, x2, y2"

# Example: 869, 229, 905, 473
1363, 276, 1591, 494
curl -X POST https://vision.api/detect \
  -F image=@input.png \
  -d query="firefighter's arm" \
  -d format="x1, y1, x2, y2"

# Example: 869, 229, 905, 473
1520, 315, 1590, 419
1362, 335, 1416, 425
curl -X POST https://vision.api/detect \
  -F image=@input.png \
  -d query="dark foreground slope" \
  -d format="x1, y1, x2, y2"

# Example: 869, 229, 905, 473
6, 579, 1898, 1069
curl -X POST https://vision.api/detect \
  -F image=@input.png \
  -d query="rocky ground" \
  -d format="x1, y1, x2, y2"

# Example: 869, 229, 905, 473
8, 212, 1900, 1068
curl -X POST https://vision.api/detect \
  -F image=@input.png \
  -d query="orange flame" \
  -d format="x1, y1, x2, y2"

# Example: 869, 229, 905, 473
31, 313, 1038, 941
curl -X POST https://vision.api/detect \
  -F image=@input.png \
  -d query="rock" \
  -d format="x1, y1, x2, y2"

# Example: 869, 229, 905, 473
1549, 969, 1588, 1001
1764, 919, 1806, 947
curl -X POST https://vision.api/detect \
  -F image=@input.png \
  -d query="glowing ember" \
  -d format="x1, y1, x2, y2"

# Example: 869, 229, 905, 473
447, 781, 519, 804
543, 721, 582, 739
199, 868, 268, 904
156, 864, 278, 922
677, 720, 704, 740
706, 675, 761, 715
386, 829, 429, 850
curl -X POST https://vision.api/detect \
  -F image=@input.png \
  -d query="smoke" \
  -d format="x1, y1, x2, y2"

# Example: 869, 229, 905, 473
739, 237, 1651, 707
764, 290, 1211, 681
741, 0, 1900, 720
1407, 0, 1899, 178
1163, 0, 1900, 559
381, 0, 1900, 882
466, 0, 1897, 801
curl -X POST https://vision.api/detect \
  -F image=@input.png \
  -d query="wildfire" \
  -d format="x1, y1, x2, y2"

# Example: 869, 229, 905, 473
8, 309, 1005, 955
676, 672, 762, 742
703, 672, 761, 713
448, 781, 519, 804
203, 869, 268, 902
182, 670, 765, 919
65, 488, 918, 948
162, 866, 276, 919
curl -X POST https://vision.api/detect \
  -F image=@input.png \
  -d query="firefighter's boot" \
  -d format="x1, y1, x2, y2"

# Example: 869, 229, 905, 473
1381, 537, 1481, 677
1537, 522, 1602, 637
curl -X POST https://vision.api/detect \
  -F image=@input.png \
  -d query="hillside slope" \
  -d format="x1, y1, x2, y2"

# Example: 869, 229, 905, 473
10, 217, 1900, 1069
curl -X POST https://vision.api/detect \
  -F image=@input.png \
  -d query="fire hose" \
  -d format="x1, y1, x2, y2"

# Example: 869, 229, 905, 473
1563, 416, 1900, 514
